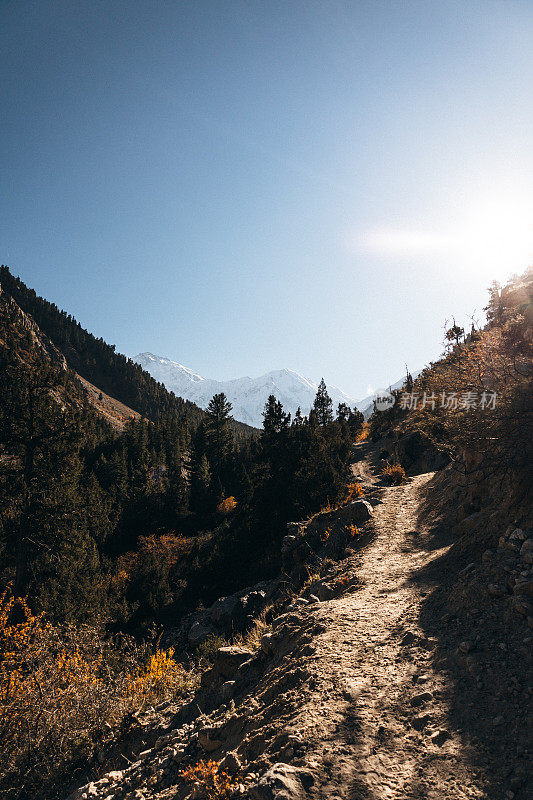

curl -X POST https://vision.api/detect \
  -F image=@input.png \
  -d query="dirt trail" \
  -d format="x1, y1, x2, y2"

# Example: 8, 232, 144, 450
292, 470, 495, 800
70, 454, 530, 800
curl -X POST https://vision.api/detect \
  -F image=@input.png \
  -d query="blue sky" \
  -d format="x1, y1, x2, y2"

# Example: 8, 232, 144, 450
2, 1, 533, 399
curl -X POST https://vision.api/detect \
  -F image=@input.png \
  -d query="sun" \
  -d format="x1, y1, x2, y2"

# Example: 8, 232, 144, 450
457, 196, 533, 280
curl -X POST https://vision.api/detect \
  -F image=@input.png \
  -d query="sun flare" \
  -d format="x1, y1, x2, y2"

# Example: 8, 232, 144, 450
357, 196, 533, 280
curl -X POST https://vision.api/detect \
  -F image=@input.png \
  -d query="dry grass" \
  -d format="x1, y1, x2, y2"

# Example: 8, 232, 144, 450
233, 609, 272, 651
0, 586, 195, 799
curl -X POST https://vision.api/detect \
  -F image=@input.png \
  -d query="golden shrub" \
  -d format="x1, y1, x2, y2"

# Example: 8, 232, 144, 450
381, 461, 406, 484
179, 759, 243, 799
216, 496, 238, 515
345, 481, 364, 501
0, 586, 195, 798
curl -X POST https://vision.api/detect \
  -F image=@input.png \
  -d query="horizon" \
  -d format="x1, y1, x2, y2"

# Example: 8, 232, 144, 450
2, 1, 533, 398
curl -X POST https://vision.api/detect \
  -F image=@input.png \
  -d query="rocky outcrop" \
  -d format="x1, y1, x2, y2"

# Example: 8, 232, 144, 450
281, 500, 373, 580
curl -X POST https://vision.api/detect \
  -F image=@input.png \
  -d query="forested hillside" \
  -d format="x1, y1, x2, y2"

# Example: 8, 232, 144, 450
0, 268, 362, 632
0, 266, 250, 438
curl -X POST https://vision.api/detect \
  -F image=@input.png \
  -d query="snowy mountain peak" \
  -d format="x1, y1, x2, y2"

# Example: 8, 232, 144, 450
133, 353, 357, 428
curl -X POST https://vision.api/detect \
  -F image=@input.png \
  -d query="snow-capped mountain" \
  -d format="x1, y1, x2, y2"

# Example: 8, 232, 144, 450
133, 353, 358, 428
354, 370, 423, 418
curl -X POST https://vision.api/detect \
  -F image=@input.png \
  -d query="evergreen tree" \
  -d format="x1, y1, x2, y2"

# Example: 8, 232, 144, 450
313, 379, 333, 425
205, 393, 233, 488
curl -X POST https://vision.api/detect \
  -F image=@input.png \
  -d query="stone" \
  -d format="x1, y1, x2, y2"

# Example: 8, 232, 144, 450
188, 621, 217, 648
410, 692, 433, 707
221, 750, 241, 776
220, 680, 236, 702
214, 646, 254, 679
249, 763, 314, 800
488, 584, 507, 598
315, 581, 334, 601
459, 641, 473, 653
198, 728, 224, 752
261, 632, 275, 655
492, 715, 504, 726
430, 730, 451, 746
514, 580, 533, 597
412, 713, 431, 730
346, 500, 373, 523
401, 631, 417, 646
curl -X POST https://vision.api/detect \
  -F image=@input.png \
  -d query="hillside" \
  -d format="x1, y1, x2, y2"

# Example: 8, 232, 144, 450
0, 266, 252, 439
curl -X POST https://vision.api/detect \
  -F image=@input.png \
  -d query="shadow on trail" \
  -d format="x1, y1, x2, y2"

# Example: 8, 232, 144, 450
330, 469, 527, 800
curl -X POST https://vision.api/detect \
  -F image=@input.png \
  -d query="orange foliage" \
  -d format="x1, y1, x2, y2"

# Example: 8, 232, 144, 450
381, 461, 406, 484
0, 586, 195, 795
347, 523, 360, 538
216, 496, 238, 515
114, 532, 191, 588
179, 759, 243, 798
345, 481, 364, 501
355, 422, 370, 442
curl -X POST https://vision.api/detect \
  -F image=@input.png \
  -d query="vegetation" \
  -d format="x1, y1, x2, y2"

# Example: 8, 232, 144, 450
178, 759, 243, 799
370, 268, 533, 506
0, 586, 194, 800
381, 461, 406, 485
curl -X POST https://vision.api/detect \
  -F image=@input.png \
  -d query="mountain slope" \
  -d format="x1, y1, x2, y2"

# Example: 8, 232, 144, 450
134, 352, 358, 427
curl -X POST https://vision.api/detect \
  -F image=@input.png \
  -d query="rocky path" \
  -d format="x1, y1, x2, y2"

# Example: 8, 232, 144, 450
70, 456, 531, 800
288, 470, 524, 800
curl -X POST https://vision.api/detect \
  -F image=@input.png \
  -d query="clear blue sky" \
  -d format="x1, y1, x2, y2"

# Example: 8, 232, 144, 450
2, 1, 533, 399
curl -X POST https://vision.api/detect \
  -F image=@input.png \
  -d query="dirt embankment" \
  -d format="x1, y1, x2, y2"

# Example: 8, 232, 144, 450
70, 452, 532, 800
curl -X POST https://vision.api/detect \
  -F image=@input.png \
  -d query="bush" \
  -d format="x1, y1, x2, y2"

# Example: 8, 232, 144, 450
195, 634, 228, 665
381, 461, 406, 485
345, 481, 364, 501
216, 496, 238, 515
0, 586, 195, 799
179, 759, 243, 798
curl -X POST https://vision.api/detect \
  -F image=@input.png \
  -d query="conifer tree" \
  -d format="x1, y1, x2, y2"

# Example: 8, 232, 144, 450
313, 379, 333, 425
205, 393, 233, 486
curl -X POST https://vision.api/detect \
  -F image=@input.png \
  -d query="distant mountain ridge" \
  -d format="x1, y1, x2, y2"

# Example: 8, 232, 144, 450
134, 353, 359, 428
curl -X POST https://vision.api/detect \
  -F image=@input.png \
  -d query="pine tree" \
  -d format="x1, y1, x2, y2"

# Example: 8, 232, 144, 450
313, 379, 333, 425
205, 393, 233, 487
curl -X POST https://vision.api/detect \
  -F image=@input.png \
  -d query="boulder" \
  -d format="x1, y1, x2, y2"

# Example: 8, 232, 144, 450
249, 763, 314, 800
345, 500, 373, 524
210, 595, 240, 627
213, 646, 254, 679
188, 621, 217, 648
